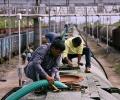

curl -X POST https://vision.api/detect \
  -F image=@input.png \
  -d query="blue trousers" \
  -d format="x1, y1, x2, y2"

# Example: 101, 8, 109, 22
24, 61, 60, 81
62, 47, 91, 68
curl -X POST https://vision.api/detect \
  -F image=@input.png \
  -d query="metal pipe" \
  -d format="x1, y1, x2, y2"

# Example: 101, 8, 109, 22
106, 22, 109, 49
39, 17, 42, 46
8, 0, 12, 62
75, 15, 77, 25
26, 17, 29, 48
85, 6, 88, 46
54, 10, 56, 32
106, 17, 109, 53
92, 16, 94, 37
48, 0, 51, 32
97, 15, 99, 45
99, 15, 101, 42
60, 15, 62, 33
17, 13, 22, 86
18, 18, 22, 86
54, 16, 56, 32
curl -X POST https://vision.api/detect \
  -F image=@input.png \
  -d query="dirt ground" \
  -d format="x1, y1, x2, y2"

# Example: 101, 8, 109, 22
0, 57, 20, 99
0, 35, 120, 99
87, 36, 120, 88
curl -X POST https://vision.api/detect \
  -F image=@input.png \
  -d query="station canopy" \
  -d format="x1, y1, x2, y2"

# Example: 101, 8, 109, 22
1, 0, 120, 6
0, 0, 120, 16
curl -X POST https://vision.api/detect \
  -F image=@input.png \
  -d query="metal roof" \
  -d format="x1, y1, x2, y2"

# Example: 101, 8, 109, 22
0, 0, 120, 16
41, 0, 120, 6
1, 0, 120, 6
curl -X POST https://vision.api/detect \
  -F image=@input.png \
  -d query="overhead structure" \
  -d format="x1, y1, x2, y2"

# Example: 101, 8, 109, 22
40, 0, 120, 6
1, 0, 120, 6
0, 0, 120, 16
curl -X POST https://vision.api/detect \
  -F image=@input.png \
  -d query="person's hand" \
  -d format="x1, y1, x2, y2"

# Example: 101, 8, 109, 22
68, 61, 73, 67
78, 62, 84, 66
72, 62, 79, 67
46, 75, 54, 83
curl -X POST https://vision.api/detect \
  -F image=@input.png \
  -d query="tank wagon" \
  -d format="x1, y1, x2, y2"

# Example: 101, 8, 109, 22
85, 25, 120, 50
112, 26, 120, 50
0, 31, 34, 63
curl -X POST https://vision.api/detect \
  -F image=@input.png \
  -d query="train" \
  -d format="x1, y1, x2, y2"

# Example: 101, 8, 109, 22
0, 31, 34, 63
0, 26, 50, 64
85, 24, 120, 50
112, 26, 120, 50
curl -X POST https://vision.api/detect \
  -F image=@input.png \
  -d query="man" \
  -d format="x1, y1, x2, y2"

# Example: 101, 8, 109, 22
45, 32, 62, 43
64, 24, 68, 33
21, 44, 34, 64
62, 37, 91, 73
24, 39, 65, 83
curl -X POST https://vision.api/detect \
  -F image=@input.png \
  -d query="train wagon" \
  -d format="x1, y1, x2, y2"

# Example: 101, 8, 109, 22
0, 31, 34, 62
113, 26, 120, 50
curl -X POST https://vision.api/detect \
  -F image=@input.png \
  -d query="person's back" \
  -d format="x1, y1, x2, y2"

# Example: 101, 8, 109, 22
45, 32, 62, 43
29, 44, 50, 62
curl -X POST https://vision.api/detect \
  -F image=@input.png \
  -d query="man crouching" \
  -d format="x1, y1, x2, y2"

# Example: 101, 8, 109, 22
24, 39, 65, 83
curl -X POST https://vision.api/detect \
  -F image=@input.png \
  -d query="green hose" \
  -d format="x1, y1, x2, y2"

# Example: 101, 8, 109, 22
6, 80, 68, 100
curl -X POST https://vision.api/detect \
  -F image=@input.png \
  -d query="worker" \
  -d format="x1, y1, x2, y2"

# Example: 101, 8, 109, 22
62, 36, 91, 73
26, 44, 34, 61
21, 44, 34, 64
45, 32, 62, 43
24, 39, 65, 83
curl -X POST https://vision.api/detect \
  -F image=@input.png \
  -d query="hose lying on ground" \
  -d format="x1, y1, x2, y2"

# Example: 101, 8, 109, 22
6, 80, 68, 100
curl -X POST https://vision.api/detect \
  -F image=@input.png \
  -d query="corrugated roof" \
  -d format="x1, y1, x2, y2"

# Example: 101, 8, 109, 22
0, 0, 120, 6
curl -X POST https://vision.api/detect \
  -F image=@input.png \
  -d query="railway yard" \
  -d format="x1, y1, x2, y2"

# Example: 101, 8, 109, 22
0, 34, 120, 99
0, 0, 120, 100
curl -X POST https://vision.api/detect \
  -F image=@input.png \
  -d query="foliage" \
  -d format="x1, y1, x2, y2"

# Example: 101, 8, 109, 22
0, 17, 33, 29
113, 21, 120, 27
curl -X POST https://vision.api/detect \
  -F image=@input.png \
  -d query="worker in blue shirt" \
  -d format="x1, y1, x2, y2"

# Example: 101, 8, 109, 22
24, 39, 65, 83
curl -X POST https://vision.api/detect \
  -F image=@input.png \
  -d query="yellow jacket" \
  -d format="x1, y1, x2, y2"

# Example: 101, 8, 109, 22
62, 37, 84, 58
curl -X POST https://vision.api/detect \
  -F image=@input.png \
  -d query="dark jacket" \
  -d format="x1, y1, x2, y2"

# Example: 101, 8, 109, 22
45, 32, 61, 43
24, 44, 61, 81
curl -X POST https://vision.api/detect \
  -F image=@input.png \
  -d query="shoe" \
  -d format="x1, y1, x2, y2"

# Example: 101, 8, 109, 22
85, 68, 91, 73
